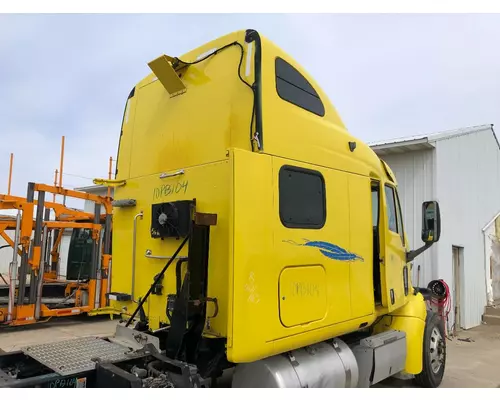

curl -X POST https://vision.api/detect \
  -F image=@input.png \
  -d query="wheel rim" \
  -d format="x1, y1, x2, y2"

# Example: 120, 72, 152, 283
429, 327, 445, 374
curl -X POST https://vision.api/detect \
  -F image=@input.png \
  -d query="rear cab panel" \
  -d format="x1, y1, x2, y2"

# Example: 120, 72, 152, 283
112, 30, 255, 336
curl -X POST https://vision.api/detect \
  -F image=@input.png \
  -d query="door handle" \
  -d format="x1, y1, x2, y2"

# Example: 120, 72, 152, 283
145, 249, 183, 260
159, 170, 184, 179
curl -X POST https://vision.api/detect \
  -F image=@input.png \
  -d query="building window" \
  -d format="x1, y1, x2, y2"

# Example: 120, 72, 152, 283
279, 165, 326, 229
275, 57, 325, 117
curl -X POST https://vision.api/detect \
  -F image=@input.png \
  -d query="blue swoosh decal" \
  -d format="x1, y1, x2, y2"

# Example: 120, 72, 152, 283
283, 239, 364, 262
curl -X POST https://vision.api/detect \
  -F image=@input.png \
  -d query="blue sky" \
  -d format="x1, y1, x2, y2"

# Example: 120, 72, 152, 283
1, 13, 499, 205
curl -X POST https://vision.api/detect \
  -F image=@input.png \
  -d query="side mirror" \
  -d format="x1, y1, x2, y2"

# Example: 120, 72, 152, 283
421, 201, 441, 243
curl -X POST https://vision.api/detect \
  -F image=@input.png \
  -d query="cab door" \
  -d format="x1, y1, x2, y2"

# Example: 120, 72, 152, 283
380, 183, 407, 312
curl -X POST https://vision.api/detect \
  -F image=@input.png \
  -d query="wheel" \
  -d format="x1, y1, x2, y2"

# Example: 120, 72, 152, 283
414, 311, 446, 388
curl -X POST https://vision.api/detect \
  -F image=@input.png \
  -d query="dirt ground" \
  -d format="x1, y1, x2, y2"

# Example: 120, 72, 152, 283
1, 317, 499, 388
377, 323, 500, 388
0, 316, 118, 352
434, 324, 500, 388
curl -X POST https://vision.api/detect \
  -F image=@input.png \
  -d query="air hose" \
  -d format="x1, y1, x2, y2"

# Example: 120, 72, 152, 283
427, 279, 452, 336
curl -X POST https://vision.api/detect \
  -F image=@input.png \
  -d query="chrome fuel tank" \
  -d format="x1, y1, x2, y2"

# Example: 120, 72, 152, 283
231, 339, 359, 388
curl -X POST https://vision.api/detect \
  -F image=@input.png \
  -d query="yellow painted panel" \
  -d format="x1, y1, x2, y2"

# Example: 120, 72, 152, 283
258, 35, 383, 181
272, 156, 354, 329
279, 265, 327, 327
228, 151, 375, 363
127, 32, 250, 180
111, 159, 230, 335
373, 293, 427, 374
228, 148, 275, 363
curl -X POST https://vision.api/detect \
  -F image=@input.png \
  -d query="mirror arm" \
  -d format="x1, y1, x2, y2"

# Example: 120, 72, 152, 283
406, 242, 433, 263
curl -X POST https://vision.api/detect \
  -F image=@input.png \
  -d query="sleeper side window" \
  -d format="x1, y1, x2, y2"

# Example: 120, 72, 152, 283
275, 57, 325, 117
279, 165, 326, 229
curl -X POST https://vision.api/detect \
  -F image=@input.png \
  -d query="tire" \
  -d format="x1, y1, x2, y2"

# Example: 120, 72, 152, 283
414, 311, 446, 388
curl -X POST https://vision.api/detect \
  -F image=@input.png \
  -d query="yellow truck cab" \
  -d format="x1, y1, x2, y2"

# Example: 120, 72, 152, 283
106, 29, 444, 388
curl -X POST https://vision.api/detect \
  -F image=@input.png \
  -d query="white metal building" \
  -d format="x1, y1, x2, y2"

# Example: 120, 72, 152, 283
75, 185, 113, 214
370, 124, 500, 331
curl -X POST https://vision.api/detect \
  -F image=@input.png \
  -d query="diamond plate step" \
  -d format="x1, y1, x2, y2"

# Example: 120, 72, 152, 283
22, 336, 131, 376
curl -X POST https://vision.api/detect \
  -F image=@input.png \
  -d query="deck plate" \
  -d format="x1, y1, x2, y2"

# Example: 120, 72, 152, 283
22, 336, 131, 376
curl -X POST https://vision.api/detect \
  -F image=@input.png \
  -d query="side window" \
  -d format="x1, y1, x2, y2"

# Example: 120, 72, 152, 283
371, 184, 379, 228
275, 57, 325, 117
384, 185, 405, 246
384, 185, 398, 234
395, 192, 405, 246
279, 165, 326, 229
